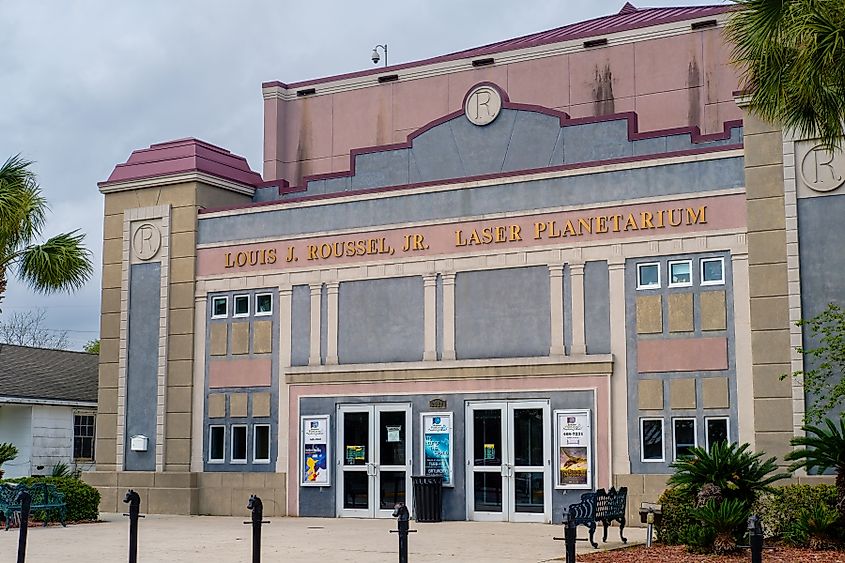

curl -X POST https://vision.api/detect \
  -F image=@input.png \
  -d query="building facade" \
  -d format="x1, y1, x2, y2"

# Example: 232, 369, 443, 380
86, 3, 835, 523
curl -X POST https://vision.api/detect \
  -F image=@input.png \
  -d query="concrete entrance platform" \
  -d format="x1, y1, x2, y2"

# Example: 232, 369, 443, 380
0, 514, 644, 562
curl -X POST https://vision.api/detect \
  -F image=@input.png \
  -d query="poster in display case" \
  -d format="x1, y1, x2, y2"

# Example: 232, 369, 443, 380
301, 415, 331, 486
554, 410, 592, 489
420, 412, 453, 486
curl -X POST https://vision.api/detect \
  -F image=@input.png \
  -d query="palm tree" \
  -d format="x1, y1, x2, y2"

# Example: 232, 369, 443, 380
726, 0, 845, 150
0, 155, 93, 311
786, 418, 845, 522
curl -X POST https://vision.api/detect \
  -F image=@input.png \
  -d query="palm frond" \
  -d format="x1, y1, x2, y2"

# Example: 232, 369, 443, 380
0, 154, 46, 251
17, 230, 93, 293
786, 419, 845, 473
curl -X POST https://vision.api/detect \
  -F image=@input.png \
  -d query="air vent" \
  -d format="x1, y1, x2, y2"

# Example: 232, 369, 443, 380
583, 38, 608, 49
472, 57, 495, 67
691, 19, 718, 30
378, 74, 399, 83
296, 88, 316, 97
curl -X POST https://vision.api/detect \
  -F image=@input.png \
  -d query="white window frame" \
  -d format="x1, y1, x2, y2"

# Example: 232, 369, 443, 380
253, 424, 271, 464
668, 259, 693, 288
231, 424, 248, 464
700, 257, 726, 286
672, 417, 698, 460
233, 294, 250, 318
208, 425, 226, 463
211, 296, 229, 319
704, 416, 731, 450
636, 262, 661, 290
254, 293, 273, 317
640, 418, 665, 463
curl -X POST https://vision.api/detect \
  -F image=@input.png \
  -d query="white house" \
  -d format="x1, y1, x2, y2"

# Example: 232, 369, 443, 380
0, 344, 98, 478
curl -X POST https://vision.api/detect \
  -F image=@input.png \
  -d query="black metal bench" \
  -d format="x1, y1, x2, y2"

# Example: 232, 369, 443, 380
0, 482, 67, 530
566, 486, 628, 548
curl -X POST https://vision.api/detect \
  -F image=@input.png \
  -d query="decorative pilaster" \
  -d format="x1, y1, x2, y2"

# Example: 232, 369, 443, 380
549, 265, 565, 356
189, 295, 207, 473
441, 273, 457, 360
309, 283, 322, 366
608, 259, 630, 474
423, 274, 438, 361
325, 282, 339, 365
569, 262, 587, 355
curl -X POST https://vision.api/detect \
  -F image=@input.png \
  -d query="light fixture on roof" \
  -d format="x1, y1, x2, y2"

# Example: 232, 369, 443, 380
371, 44, 388, 66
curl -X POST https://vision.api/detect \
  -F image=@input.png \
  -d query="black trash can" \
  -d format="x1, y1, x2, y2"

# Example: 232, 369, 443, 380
411, 475, 443, 522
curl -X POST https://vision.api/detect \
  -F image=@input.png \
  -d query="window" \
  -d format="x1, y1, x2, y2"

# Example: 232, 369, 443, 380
209, 425, 225, 463
231, 425, 248, 463
668, 260, 692, 287
233, 295, 250, 317
673, 418, 697, 459
212, 296, 228, 319
705, 417, 730, 450
701, 257, 725, 286
255, 293, 273, 316
73, 414, 95, 460
640, 418, 664, 462
637, 263, 660, 289
254, 424, 271, 463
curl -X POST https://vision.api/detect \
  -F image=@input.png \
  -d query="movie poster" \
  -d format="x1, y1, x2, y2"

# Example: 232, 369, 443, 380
421, 412, 453, 486
555, 410, 592, 489
301, 415, 330, 486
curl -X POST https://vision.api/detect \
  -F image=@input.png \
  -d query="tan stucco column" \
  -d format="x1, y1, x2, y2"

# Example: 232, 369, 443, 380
608, 259, 630, 474
569, 262, 587, 355
423, 274, 437, 361
731, 251, 756, 449
549, 265, 565, 356
278, 286, 293, 473
325, 281, 339, 365
190, 295, 207, 473
441, 273, 457, 360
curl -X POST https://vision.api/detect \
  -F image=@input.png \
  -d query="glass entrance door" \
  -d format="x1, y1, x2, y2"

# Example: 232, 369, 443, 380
337, 404, 411, 518
466, 400, 551, 523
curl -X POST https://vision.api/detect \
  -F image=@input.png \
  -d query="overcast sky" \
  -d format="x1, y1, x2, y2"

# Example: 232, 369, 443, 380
0, 0, 729, 349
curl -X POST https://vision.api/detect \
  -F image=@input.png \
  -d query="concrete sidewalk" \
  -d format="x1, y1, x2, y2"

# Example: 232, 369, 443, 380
0, 514, 645, 562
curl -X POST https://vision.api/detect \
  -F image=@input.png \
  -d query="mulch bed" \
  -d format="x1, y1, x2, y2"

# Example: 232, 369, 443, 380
579, 544, 845, 562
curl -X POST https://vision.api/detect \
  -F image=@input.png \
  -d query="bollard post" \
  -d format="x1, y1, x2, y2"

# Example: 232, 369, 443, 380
748, 514, 763, 563
123, 489, 142, 563
390, 503, 417, 563
245, 495, 270, 563
646, 507, 655, 548
16, 490, 31, 563
563, 509, 577, 563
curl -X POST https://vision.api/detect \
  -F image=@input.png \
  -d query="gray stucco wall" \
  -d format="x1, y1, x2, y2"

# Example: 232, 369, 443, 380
584, 261, 611, 354
124, 263, 161, 471
198, 157, 744, 245
290, 285, 310, 367
337, 277, 425, 364
625, 253, 737, 474
797, 195, 845, 420
454, 266, 551, 359
298, 389, 596, 523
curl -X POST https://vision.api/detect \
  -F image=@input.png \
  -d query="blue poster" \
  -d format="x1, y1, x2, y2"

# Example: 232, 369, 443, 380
423, 413, 452, 485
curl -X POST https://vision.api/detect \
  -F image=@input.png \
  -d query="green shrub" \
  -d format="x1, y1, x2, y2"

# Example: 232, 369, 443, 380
656, 487, 699, 545
693, 498, 749, 554
753, 483, 838, 542
3, 476, 100, 522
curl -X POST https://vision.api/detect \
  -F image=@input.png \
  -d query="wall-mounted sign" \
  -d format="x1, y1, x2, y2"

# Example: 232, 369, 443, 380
428, 398, 447, 409
301, 415, 330, 486
555, 410, 592, 489
465, 85, 502, 126
420, 412, 453, 486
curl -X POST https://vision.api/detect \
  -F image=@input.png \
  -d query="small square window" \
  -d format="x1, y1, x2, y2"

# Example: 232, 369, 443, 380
254, 424, 271, 463
668, 260, 692, 287
233, 295, 250, 317
212, 297, 228, 319
701, 258, 725, 286
637, 263, 660, 289
209, 426, 225, 462
231, 425, 248, 463
640, 418, 664, 462
255, 293, 273, 316
705, 417, 730, 450
673, 418, 697, 459
73, 414, 96, 460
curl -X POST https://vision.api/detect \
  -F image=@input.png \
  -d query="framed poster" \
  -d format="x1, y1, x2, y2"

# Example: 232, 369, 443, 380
420, 412, 453, 487
300, 415, 331, 487
554, 410, 592, 489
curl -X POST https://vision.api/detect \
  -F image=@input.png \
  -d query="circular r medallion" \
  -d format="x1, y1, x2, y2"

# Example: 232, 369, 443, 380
464, 85, 502, 126
132, 223, 162, 261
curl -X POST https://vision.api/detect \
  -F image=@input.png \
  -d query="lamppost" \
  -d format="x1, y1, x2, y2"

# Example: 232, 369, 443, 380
371, 44, 388, 67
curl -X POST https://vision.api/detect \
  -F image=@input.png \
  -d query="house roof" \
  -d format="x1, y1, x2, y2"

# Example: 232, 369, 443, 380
0, 344, 98, 405
268, 3, 736, 89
